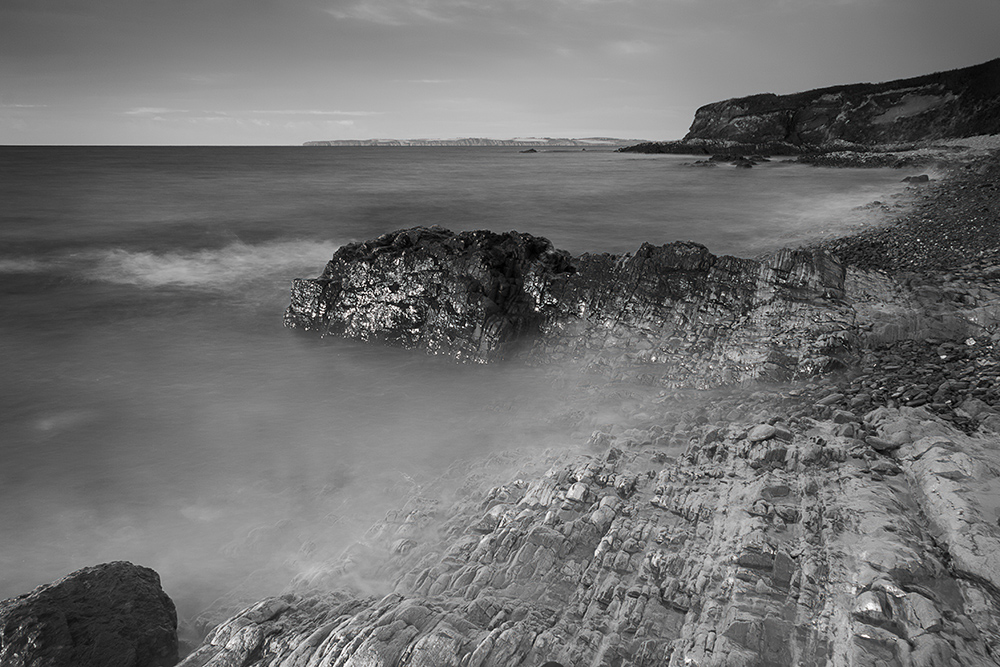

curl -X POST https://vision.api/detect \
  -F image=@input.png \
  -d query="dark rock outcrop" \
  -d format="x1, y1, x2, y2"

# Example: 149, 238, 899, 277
284, 227, 576, 363
621, 57, 1000, 156
0, 561, 179, 667
285, 227, 851, 386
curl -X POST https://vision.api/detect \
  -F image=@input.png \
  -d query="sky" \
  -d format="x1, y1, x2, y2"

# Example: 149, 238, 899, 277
1, 0, 998, 145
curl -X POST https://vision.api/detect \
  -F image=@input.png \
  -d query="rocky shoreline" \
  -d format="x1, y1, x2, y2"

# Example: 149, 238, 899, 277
186, 146, 1000, 666
5, 147, 1000, 667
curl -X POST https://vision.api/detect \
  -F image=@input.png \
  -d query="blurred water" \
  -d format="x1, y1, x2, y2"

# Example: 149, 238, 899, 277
0, 146, 908, 626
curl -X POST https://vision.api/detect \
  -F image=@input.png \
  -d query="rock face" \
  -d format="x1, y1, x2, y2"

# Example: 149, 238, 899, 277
621, 57, 1000, 155
0, 561, 179, 667
685, 57, 1000, 147
285, 227, 850, 386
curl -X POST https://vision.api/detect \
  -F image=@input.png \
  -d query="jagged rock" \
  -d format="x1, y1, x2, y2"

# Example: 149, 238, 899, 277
283, 226, 575, 362
0, 561, 178, 667
286, 227, 851, 387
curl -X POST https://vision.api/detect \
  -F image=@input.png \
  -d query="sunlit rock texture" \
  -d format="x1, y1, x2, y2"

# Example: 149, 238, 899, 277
0, 561, 178, 667
285, 227, 850, 387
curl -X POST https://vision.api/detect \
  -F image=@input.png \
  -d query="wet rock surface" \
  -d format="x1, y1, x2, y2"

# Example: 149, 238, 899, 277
283, 227, 576, 363
0, 561, 179, 667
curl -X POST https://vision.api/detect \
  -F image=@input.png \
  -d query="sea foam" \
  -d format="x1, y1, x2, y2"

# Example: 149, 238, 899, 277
1, 240, 343, 289
89, 240, 342, 288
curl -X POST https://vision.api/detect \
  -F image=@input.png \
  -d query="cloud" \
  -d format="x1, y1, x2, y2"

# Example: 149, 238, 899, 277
605, 39, 656, 55
122, 107, 188, 115
248, 109, 383, 116
0, 104, 48, 108
324, 0, 471, 25
325, 3, 404, 25
325, 0, 523, 25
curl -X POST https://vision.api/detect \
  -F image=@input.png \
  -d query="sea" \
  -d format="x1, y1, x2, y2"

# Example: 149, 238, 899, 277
0, 145, 915, 631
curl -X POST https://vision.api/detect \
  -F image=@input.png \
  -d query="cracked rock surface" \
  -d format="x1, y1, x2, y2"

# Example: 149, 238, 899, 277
175, 390, 1000, 666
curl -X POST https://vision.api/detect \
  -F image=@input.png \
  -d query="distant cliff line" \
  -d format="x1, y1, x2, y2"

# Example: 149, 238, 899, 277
303, 137, 643, 147
622, 56, 1000, 155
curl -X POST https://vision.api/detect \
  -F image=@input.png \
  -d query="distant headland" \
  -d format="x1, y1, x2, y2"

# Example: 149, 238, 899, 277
621, 56, 1000, 156
302, 137, 644, 147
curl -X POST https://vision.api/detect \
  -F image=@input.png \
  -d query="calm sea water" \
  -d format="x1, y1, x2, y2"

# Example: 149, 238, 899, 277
0, 146, 909, 628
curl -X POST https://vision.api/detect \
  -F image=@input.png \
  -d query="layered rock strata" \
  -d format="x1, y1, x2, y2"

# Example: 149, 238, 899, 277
0, 561, 179, 667
285, 229, 851, 387
175, 373, 1000, 666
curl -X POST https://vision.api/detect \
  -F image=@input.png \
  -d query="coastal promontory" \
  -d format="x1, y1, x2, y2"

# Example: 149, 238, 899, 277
621, 57, 1000, 157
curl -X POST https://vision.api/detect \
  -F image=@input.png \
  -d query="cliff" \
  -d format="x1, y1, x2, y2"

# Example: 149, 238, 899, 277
622, 57, 1000, 155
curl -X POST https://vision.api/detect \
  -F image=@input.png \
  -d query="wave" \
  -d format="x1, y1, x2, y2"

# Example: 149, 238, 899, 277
0, 258, 47, 273
0, 240, 342, 289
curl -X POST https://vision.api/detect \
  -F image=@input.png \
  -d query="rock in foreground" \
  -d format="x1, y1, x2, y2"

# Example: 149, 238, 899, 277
0, 561, 179, 667
175, 390, 1000, 667
285, 227, 850, 387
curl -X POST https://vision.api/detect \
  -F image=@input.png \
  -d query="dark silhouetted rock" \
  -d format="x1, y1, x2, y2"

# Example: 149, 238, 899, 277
0, 561, 179, 667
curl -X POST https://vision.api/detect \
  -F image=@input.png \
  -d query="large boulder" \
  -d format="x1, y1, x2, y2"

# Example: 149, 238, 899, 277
284, 226, 575, 362
0, 561, 179, 667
